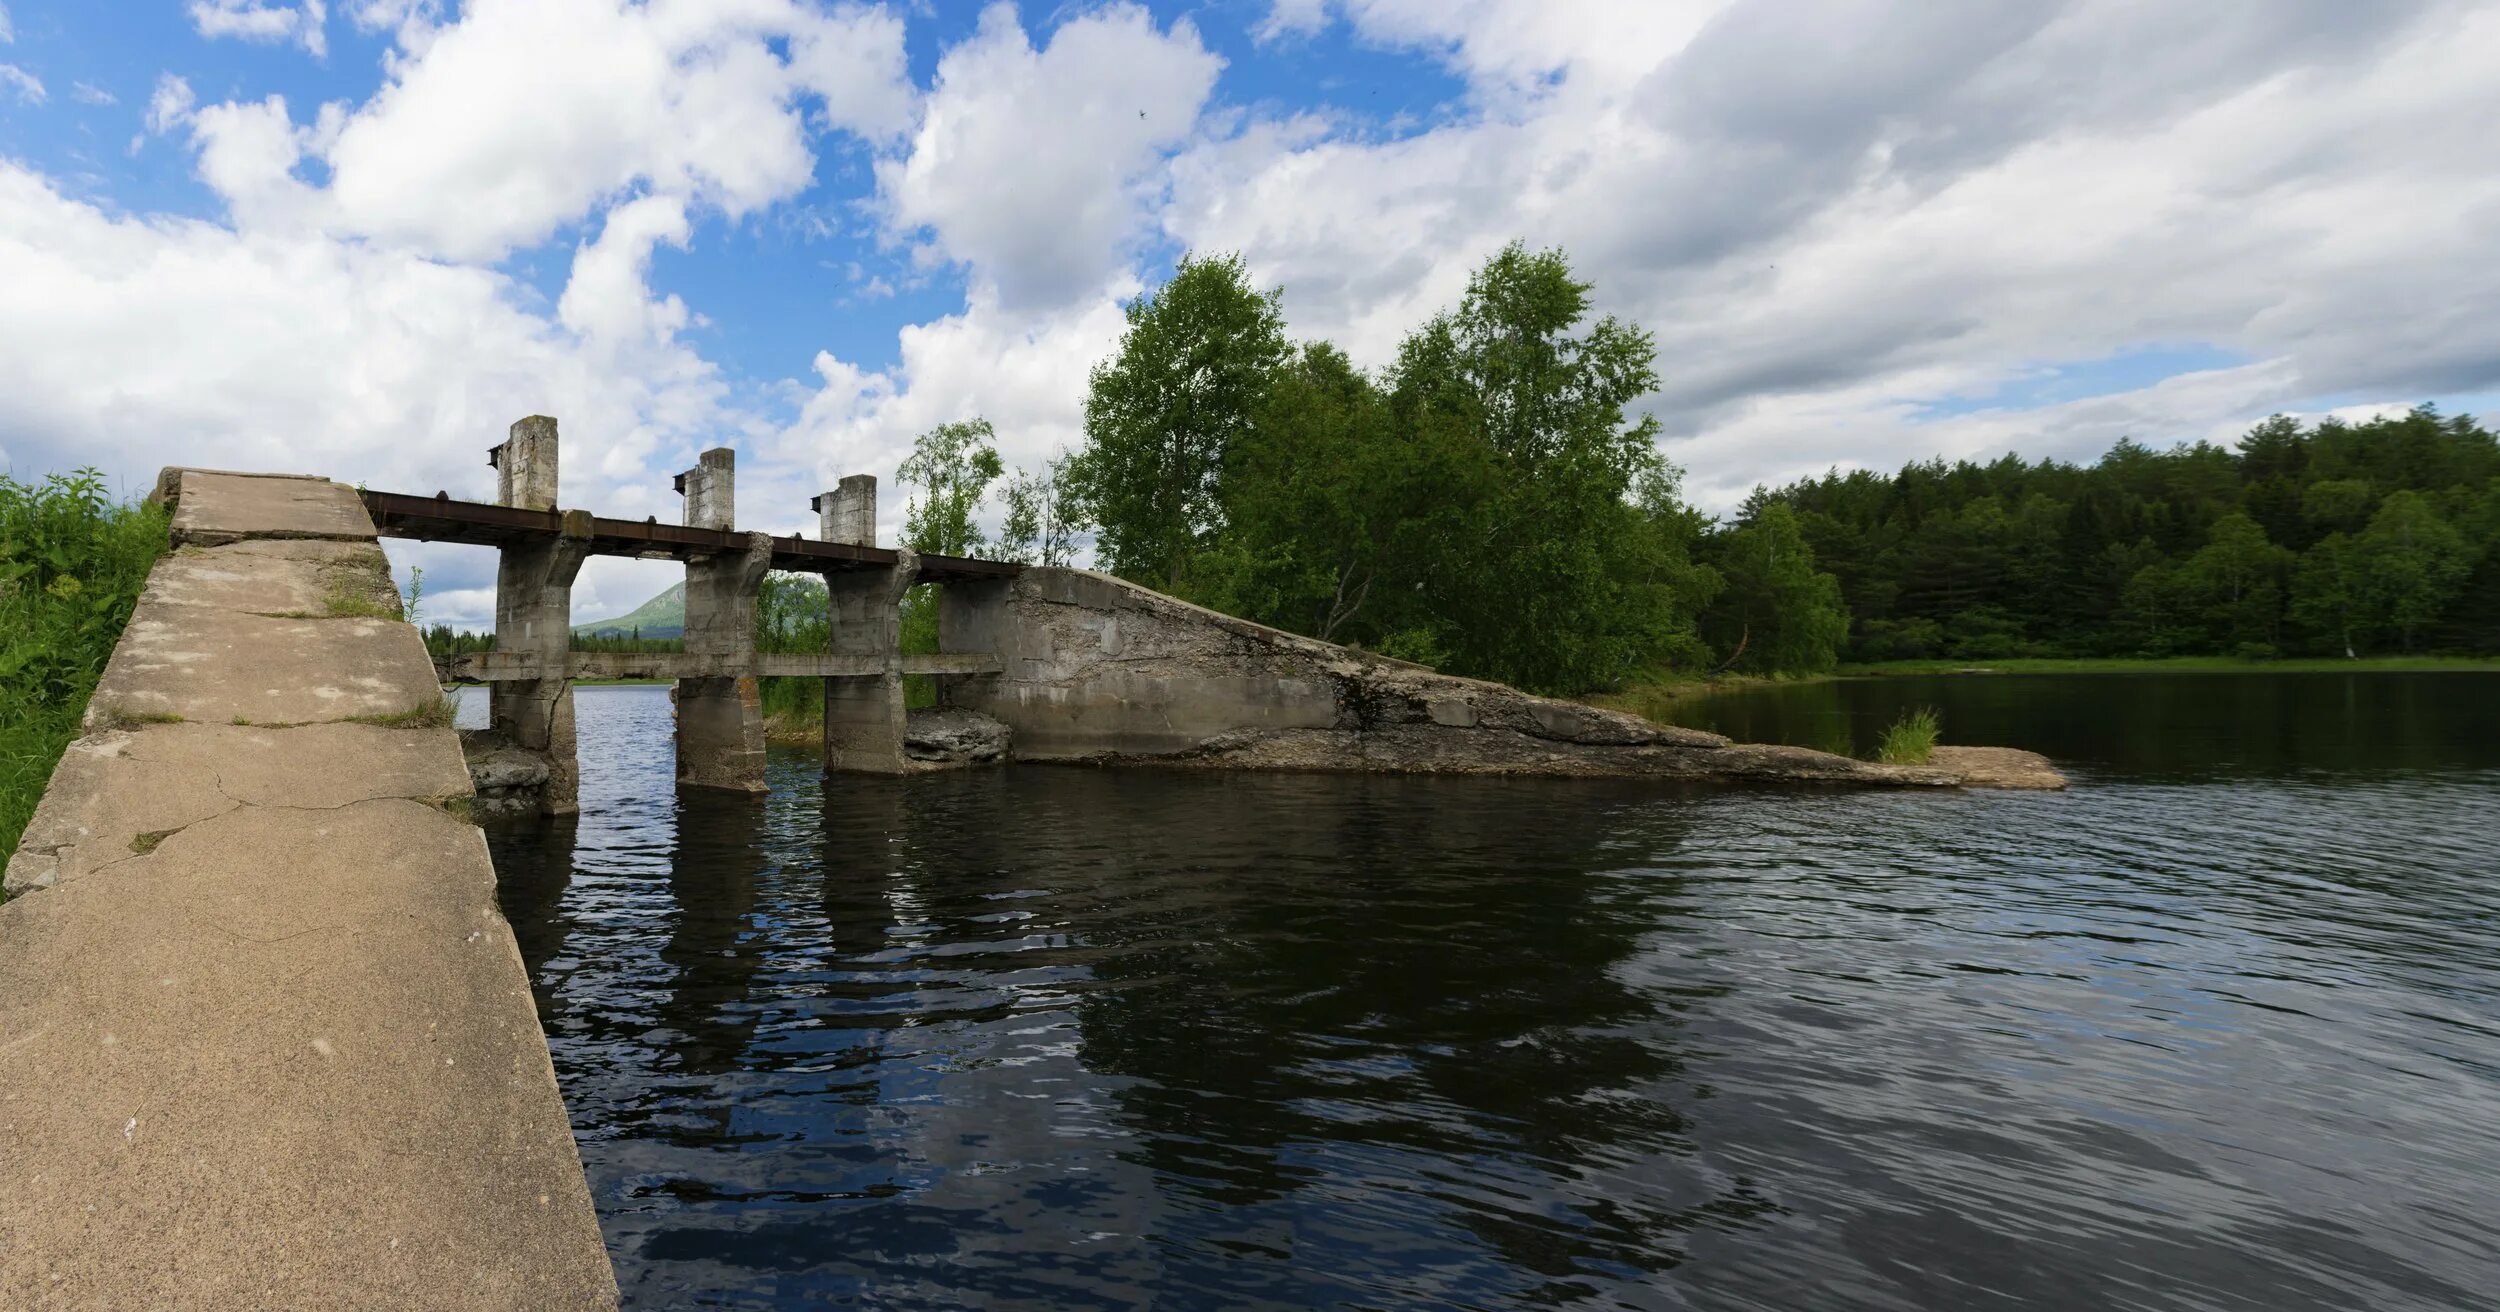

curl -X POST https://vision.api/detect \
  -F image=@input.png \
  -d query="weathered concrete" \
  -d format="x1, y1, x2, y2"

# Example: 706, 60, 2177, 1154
1, 469, 618, 1308
676, 450, 770, 791
490, 415, 560, 512
5, 722, 471, 895
481, 425, 587, 816
953, 567, 2064, 789
823, 550, 918, 775
814, 473, 877, 547
903, 707, 1011, 766
167, 469, 375, 547
815, 475, 916, 775
84, 539, 441, 730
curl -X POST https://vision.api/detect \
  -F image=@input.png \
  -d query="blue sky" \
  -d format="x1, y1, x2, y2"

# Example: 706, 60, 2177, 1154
2, 1, 2494, 626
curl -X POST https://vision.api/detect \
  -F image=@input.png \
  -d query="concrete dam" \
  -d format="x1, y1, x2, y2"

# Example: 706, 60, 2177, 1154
1, 418, 2060, 1307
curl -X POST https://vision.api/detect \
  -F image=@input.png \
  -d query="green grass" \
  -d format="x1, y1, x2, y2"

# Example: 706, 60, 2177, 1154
343, 698, 457, 730
1874, 706, 1942, 765
1586, 669, 1832, 721
1841, 655, 2500, 677
1, 470, 169, 879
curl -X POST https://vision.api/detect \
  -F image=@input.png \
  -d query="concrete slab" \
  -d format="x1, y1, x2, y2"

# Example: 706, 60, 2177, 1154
85, 599, 443, 729
171, 471, 374, 547
0, 800, 617, 1309
6, 723, 473, 895
148, 539, 398, 618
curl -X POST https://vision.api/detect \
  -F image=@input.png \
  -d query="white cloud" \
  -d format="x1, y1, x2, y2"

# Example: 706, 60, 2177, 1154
1252, 0, 1329, 43
144, 74, 196, 134
1158, 0, 2500, 507
0, 161, 741, 626
187, 0, 329, 59
303, 0, 913, 262
877, 2, 1220, 310
0, 62, 41, 105
70, 81, 116, 106
0, 3, 13, 44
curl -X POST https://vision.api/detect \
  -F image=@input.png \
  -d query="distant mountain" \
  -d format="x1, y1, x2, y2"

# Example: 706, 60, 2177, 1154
574, 581, 683, 639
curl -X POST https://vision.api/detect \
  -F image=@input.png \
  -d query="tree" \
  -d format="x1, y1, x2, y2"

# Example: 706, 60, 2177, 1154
996, 454, 1084, 567
1706, 501, 1850, 674
1385, 242, 1696, 691
1068, 252, 1288, 587
2175, 511, 2289, 652
899, 418, 1005, 557
2354, 490, 2471, 652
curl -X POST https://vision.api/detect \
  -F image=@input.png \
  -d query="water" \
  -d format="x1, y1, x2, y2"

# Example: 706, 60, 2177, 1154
467, 676, 2500, 1309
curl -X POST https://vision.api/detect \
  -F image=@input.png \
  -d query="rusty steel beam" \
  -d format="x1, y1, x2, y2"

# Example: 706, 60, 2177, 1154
362, 489, 1022, 581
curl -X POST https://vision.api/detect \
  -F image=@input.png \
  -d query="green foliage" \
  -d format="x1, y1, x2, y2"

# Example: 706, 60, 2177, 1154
996, 455, 1081, 567
1068, 241, 1723, 695
1875, 706, 1942, 765
1703, 501, 1848, 675
900, 419, 1006, 557
1068, 252, 1289, 588
1759, 407, 2499, 661
1, 471, 168, 865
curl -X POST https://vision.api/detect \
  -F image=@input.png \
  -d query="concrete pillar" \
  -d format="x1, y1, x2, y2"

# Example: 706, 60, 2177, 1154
824, 552, 918, 774
816, 475, 914, 773
487, 419, 587, 815
936, 576, 1012, 709
812, 475, 877, 548
676, 448, 770, 792
489, 415, 560, 512
676, 447, 736, 531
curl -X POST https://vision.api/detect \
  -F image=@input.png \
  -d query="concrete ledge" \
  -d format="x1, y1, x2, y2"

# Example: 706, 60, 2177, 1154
3, 467, 618, 1307
169, 470, 379, 547
0, 802, 616, 1308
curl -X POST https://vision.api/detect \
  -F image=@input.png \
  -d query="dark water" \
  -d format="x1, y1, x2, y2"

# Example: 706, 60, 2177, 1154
470, 676, 2500, 1310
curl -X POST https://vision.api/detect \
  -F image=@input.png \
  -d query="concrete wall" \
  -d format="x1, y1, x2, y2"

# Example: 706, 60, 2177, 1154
0, 470, 618, 1308
950, 567, 2012, 786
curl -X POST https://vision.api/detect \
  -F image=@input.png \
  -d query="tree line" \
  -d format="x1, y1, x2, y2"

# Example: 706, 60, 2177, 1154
1757, 408, 2499, 662
427, 242, 2500, 691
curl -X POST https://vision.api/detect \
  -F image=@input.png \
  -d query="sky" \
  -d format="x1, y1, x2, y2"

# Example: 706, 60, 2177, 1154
2, 0, 2495, 629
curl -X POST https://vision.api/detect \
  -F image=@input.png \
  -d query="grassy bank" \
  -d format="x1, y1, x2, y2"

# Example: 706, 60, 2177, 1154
1585, 670, 1835, 721
1839, 655, 2500, 677
2, 472, 168, 870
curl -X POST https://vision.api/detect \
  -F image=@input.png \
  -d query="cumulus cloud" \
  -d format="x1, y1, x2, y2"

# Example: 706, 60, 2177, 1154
1162, 0, 2500, 504
299, 0, 913, 261
187, 0, 329, 58
877, 2, 1220, 309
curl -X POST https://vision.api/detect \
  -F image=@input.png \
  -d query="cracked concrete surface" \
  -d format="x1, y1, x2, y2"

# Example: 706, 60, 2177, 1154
2, 470, 617, 1309
961, 568, 2064, 789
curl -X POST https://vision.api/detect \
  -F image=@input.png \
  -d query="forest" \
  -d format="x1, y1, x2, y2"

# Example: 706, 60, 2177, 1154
426, 243, 2500, 697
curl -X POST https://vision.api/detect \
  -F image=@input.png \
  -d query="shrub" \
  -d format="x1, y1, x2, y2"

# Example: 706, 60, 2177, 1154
1, 471, 169, 873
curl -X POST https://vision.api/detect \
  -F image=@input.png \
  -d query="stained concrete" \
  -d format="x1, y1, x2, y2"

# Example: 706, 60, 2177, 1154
5, 723, 472, 895
2, 468, 618, 1308
85, 598, 443, 729
955, 567, 2065, 790
168, 469, 376, 547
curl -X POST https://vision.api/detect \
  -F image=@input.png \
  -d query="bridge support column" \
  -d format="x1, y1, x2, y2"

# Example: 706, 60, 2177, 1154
677, 449, 772, 792
815, 476, 915, 774
488, 417, 590, 815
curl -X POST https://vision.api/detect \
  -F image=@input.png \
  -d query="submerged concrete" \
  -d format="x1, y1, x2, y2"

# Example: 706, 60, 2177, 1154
1, 471, 617, 1308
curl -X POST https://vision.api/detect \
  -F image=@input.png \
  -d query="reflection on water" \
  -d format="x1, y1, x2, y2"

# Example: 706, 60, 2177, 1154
473, 682, 2500, 1310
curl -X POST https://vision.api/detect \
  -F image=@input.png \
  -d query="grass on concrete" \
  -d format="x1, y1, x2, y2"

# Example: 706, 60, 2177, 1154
1874, 706, 1942, 765
1, 470, 169, 880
